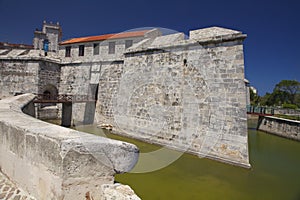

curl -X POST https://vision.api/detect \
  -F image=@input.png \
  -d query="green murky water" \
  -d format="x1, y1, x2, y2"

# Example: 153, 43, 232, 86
72, 120, 300, 200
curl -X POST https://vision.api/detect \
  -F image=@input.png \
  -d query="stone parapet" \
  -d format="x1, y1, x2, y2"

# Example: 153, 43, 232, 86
257, 116, 300, 141
125, 27, 247, 54
0, 94, 139, 200
189, 26, 243, 40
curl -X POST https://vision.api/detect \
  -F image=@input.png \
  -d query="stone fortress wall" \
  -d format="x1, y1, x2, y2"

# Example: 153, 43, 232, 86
97, 27, 250, 167
0, 22, 250, 168
0, 59, 39, 98
0, 49, 61, 120
0, 58, 61, 99
57, 29, 161, 123
0, 94, 139, 200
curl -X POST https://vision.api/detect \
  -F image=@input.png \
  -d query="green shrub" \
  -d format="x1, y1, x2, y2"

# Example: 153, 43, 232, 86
282, 103, 298, 109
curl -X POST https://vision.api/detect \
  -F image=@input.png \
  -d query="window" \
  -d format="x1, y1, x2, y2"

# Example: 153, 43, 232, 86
79, 45, 84, 56
125, 40, 133, 49
108, 42, 115, 54
93, 43, 99, 55
65, 46, 71, 57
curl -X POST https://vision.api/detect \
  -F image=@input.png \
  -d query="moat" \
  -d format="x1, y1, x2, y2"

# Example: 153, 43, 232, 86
61, 119, 300, 200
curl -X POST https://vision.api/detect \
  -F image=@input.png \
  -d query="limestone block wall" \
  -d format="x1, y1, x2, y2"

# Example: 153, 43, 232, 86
59, 63, 91, 122
0, 60, 39, 99
257, 116, 300, 141
37, 106, 59, 120
95, 61, 124, 125
59, 64, 91, 95
0, 55, 61, 100
96, 27, 250, 168
0, 94, 139, 200
46, 30, 61, 52
38, 61, 60, 94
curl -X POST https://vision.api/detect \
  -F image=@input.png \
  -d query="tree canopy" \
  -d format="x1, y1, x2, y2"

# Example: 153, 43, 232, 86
250, 80, 300, 109
274, 80, 300, 104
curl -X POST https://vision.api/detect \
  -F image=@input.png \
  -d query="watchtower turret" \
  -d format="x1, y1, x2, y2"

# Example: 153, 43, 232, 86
33, 20, 62, 52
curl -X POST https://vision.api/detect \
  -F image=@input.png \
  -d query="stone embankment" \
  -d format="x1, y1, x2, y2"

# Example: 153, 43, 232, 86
0, 94, 140, 200
257, 116, 300, 141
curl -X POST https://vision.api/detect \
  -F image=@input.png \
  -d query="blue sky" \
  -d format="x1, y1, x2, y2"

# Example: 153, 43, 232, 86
0, 0, 299, 95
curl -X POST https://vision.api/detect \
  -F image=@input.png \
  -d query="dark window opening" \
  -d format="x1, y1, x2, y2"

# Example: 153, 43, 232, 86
93, 43, 99, 55
125, 40, 133, 49
183, 59, 187, 66
43, 39, 49, 52
65, 46, 71, 57
43, 90, 51, 100
41, 89, 57, 107
108, 42, 115, 54
79, 45, 85, 56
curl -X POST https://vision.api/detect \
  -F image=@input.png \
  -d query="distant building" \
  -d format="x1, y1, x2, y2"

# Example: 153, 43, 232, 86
250, 86, 257, 94
245, 79, 250, 105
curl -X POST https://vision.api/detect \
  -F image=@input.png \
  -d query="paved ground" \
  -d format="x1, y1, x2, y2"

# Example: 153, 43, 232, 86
0, 172, 36, 200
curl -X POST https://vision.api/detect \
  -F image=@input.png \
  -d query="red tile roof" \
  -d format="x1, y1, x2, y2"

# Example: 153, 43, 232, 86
60, 30, 149, 45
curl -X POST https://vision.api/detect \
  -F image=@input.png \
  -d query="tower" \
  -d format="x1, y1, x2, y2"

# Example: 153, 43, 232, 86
33, 21, 62, 52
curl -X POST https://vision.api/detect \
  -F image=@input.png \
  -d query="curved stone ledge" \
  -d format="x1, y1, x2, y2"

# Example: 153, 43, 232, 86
0, 94, 139, 200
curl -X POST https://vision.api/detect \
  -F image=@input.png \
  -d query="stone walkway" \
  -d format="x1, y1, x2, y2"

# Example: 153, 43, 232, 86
0, 172, 36, 200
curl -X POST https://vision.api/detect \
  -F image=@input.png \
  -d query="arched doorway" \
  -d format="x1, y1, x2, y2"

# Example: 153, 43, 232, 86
41, 84, 58, 107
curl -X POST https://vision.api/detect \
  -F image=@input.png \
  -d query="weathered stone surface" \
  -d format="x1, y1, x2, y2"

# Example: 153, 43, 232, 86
0, 60, 38, 98
258, 116, 300, 141
101, 184, 141, 200
189, 26, 242, 40
0, 94, 139, 200
97, 27, 250, 168
0, 58, 60, 100
36, 105, 58, 119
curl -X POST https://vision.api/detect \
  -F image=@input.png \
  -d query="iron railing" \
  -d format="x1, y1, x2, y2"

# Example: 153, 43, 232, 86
33, 94, 96, 103
247, 105, 274, 116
